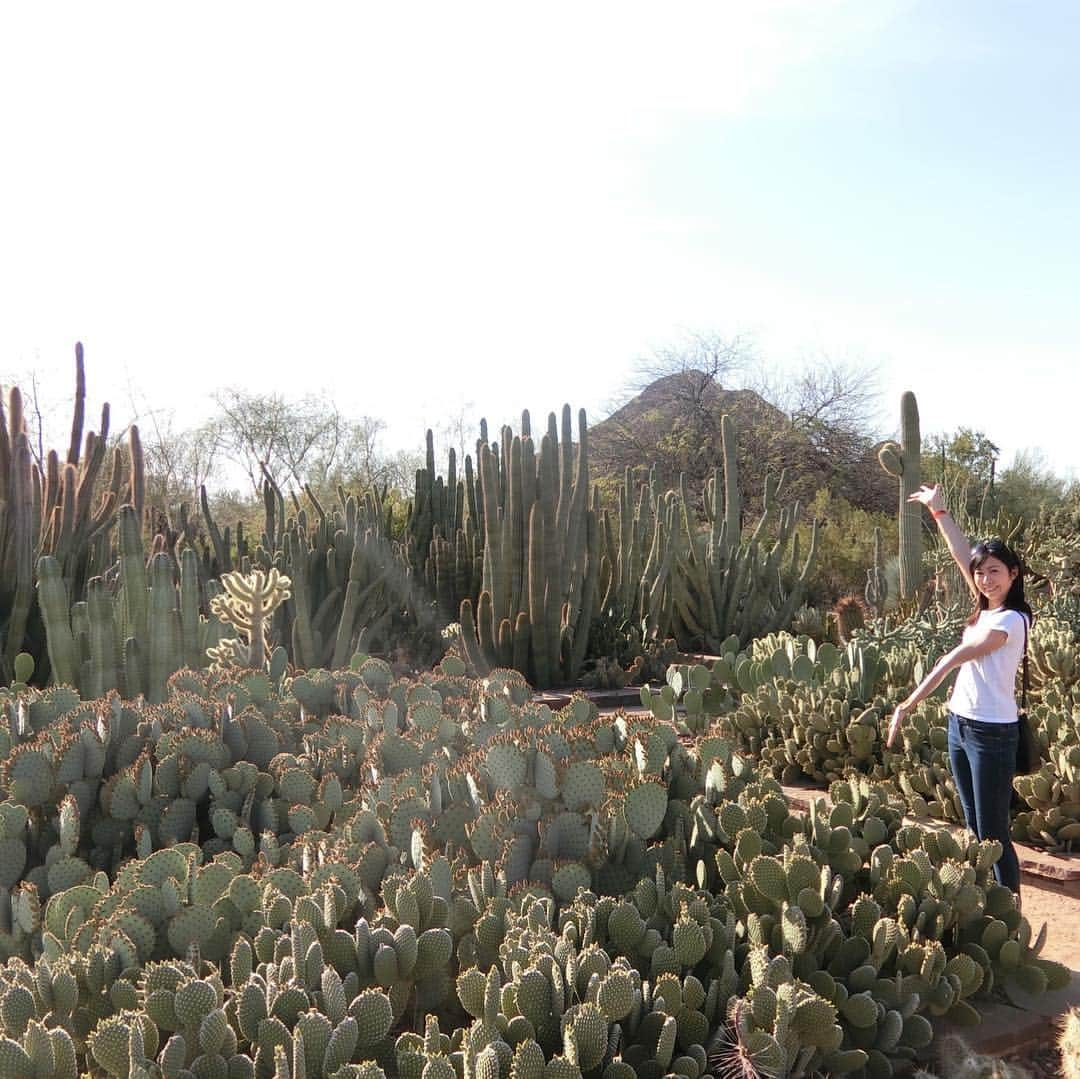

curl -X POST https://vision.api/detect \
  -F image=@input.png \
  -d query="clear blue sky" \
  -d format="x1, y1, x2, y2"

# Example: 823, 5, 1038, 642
1, 2, 1077, 479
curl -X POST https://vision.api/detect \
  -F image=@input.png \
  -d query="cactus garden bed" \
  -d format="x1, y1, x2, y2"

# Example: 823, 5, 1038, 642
0, 656, 1073, 1079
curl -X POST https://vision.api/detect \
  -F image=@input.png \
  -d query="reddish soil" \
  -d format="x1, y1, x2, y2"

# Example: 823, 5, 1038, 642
1022, 876, 1080, 971
1000, 879, 1080, 1076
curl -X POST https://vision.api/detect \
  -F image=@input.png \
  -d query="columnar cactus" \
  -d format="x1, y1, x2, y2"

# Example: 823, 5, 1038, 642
609, 414, 818, 651
865, 526, 888, 615
878, 391, 923, 599
39, 521, 222, 701
460, 406, 599, 688
0, 345, 143, 682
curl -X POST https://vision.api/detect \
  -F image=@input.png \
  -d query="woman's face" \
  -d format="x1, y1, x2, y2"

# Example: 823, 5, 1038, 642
973, 555, 1018, 607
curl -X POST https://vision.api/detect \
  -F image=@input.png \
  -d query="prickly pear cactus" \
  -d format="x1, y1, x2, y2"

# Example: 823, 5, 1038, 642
0, 630, 1067, 1078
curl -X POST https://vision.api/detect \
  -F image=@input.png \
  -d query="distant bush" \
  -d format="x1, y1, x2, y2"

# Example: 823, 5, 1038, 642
795, 487, 897, 605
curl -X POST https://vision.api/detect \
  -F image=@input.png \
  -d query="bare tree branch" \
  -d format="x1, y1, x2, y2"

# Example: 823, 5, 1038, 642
593, 333, 886, 511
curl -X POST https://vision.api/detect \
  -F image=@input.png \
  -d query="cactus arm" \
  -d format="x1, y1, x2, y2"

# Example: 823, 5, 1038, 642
52, 466, 77, 584
86, 575, 119, 697
330, 533, 367, 670
67, 342, 86, 466
527, 504, 550, 688
459, 597, 492, 677
0, 387, 11, 483
567, 502, 601, 678
128, 423, 144, 524
147, 554, 181, 701
41, 449, 60, 539
4, 435, 35, 672
118, 505, 149, 647
284, 527, 316, 669
508, 436, 524, 622
200, 484, 231, 574
773, 518, 820, 633
478, 444, 502, 608
122, 636, 143, 698
180, 548, 202, 669
720, 414, 741, 545
37, 556, 79, 686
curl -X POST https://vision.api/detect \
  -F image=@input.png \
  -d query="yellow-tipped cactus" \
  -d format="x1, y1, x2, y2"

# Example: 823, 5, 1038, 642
209, 568, 291, 671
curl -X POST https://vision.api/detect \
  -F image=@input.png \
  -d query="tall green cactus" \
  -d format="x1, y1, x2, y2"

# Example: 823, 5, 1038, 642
878, 391, 923, 599
407, 430, 479, 621
36, 557, 79, 688
277, 484, 436, 670
0, 344, 143, 682
38, 514, 224, 699
602, 413, 817, 651
460, 405, 599, 688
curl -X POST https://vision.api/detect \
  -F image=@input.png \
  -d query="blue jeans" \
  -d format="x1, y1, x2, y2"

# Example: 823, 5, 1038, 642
947, 712, 1020, 893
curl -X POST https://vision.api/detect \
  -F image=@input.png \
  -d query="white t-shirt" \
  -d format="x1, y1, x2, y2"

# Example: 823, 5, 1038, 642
949, 608, 1028, 724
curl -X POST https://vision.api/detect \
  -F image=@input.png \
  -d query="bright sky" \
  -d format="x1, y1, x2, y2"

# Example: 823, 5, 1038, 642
2, 2, 1077, 480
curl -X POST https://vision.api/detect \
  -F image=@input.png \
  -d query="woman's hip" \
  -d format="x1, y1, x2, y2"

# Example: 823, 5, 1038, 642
948, 711, 1018, 762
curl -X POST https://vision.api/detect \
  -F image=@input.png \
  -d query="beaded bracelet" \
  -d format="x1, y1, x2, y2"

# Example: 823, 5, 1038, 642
932, 509, 949, 518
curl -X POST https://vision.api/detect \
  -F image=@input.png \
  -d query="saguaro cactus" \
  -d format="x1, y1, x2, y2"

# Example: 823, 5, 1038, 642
878, 391, 922, 599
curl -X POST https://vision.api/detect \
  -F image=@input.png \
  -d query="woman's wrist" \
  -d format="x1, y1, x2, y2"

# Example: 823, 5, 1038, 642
931, 508, 949, 520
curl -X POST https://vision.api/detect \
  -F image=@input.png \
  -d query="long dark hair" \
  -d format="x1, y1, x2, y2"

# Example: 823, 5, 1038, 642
967, 539, 1033, 626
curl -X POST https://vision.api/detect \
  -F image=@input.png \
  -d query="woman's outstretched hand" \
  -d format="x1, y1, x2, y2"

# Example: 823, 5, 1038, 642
886, 704, 907, 748
908, 484, 945, 513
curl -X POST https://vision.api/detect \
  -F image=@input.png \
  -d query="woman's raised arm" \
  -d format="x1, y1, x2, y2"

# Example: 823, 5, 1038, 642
908, 484, 976, 598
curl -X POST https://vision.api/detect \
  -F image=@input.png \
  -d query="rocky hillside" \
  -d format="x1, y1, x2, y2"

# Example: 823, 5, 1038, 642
590, 371, 893, 515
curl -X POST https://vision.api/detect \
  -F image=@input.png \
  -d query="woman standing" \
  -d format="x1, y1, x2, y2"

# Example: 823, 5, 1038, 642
885, 484, 1031, 896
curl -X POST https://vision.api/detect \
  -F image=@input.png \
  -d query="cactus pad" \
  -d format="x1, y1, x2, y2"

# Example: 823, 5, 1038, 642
624, 782, 666, 840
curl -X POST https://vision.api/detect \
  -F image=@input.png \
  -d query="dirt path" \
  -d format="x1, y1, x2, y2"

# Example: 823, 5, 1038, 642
1022, 876, 1080, 970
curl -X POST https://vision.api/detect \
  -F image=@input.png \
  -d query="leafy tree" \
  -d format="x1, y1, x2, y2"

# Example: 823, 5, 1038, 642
996, 449, 1067, 523
922, 427, 1000, 521
747, 351, 881, 460
795, 488, 897, 605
